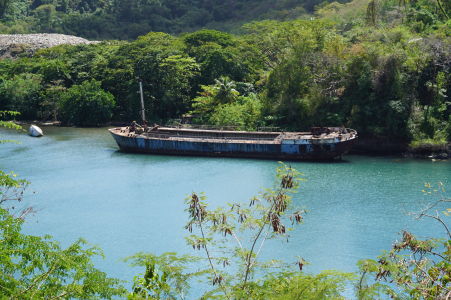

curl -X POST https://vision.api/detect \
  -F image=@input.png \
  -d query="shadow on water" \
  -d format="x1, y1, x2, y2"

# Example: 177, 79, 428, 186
49, 134, 80, 142
0, 146, 29, 160
11, 146, 29, 154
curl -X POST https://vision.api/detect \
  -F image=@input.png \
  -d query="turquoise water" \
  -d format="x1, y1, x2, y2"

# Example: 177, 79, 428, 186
1, 127, 450, 296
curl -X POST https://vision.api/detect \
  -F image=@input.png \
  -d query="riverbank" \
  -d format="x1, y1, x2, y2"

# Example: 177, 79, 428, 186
406, 143, 450, 159
12, 121, 451, 159
352, 137, 450, 159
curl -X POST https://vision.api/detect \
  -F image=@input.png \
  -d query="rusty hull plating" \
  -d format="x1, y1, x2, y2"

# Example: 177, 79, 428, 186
108, 126, 357, 161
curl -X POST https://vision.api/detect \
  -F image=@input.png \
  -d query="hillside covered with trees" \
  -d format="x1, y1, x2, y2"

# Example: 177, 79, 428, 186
1, 0, 450, 297
0, 0, 343, 39
0, 0, 450, 149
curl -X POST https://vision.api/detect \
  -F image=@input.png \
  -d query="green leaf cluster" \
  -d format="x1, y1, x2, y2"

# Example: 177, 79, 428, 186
0, 167, 126, 298
0, 207, 126, 299
357, 183, 451, 299
1, 0, 449, 144
0, 0, 319, 39
58, 79, 115, 126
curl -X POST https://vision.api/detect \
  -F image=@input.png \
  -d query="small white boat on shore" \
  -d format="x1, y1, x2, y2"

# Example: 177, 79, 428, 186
28, 125, 44, 137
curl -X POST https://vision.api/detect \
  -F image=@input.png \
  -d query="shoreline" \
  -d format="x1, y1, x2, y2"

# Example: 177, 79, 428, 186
12, 121, 451, 160
351, 137, 450, 159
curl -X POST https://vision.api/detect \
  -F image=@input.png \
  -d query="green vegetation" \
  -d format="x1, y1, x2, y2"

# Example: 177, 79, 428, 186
0, 208, 126, 298
191, 77, 263, 130
0, 0, 449, 145
59, 79, 115, 126
0, 0, 335, 39
0, 0, 450, 291
0, 175, 126, 299
0, 115, 126, 299
126, 163, 354, 299
0, 111, 21, 135
0, 172, 449, 299
125, 165, 451, 299
358, 183, 451, 299
1, 0, 450, 284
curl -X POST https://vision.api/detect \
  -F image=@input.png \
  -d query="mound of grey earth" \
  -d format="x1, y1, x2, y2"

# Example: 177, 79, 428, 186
0, 33, 98, 58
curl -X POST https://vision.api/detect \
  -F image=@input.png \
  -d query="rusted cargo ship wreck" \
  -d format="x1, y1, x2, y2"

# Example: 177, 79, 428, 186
109, 125, 357, 160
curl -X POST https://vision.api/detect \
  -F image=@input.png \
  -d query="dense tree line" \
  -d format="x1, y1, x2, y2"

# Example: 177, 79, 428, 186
0, 0, 450, 146
0, 0, 344, 39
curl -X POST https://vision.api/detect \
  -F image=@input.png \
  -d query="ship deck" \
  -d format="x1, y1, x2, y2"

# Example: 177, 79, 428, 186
108, 126, 358, 160
109, 126, 356, 145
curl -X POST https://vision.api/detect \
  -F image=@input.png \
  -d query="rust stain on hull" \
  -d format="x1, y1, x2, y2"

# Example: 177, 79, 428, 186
109, 126, 358, 161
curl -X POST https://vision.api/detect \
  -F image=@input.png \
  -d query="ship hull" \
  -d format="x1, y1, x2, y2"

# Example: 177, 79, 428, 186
109, 128, 356, 161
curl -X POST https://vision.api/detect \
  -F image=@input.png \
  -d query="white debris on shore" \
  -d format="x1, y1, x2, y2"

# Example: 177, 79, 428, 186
0, 33, 99, 58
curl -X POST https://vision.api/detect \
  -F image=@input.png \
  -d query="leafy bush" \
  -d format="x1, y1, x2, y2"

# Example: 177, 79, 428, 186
357, 183, 451, 299
59, 79, 115, 126
209, 95, 263, 130
0, 73, 43, 120
128, 164, 354, 299
0, 208, 126, 299
0, 169, 126, 298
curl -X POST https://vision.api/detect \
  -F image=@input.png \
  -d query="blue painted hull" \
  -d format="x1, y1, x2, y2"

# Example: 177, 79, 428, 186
109, 128, 357, 161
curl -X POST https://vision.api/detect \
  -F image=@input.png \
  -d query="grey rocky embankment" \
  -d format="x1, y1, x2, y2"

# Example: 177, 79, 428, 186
0, 33, 98, 58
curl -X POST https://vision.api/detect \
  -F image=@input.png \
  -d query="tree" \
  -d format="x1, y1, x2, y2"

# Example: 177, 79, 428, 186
39, 80, 66, 121
33, 4, 57, 31
191, 77, 263, 130
126, 252, 206, 300
0, 206, 126, 299
183, 30, 260, 86
0, 169, 29, 218
0, 112, 125, 298
152, 54, 199, 120
128, 164, 353, 299
0, 0, 10, 18
213, 76, 239, 104
59, 79, 115, 126
209, 94, 263, 130
0, 73, 43, 120
0, 111, 22, 138
357, 182, 451, 299
183, 30, 235, 51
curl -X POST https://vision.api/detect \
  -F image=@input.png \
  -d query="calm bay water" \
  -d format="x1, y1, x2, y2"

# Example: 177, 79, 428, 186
1, 126, 450, 296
